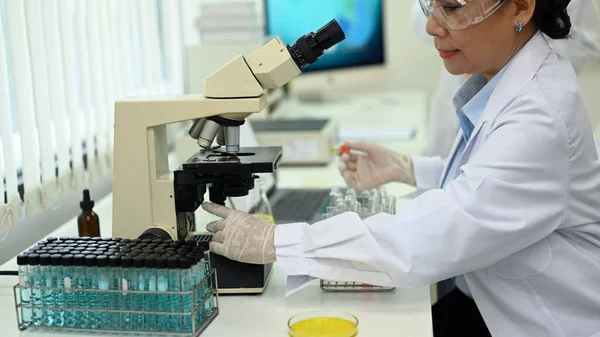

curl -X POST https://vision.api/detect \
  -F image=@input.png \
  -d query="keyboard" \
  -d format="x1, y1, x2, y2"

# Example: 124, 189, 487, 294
271, 189, 330, 223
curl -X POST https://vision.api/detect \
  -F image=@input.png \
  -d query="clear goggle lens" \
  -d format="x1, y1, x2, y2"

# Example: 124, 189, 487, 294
419, 0, 507, 30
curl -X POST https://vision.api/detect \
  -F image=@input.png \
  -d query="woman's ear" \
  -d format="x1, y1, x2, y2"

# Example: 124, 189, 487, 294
511, 0, 536, 26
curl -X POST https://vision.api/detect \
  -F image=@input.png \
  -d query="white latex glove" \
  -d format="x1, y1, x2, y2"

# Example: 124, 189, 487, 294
202, 202, 276, 265
337, 140, 416, 190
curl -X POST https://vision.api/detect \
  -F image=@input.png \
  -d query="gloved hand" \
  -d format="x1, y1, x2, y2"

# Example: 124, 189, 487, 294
337, 140, 416, 190
202, 202, 276, 265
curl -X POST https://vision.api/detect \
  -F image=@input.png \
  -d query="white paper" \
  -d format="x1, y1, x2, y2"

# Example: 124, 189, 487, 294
285, 275, 317, 297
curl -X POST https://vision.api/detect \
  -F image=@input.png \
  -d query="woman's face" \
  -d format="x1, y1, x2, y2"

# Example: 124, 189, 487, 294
426, 0, 517, 78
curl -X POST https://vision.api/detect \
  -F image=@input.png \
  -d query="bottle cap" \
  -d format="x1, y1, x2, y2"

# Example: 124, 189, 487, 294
167, 257, 179, 268
17, 254, 29, 265
38, 240, 49, 245
48, 250, 60, 255
96, 255, 108, 267
131, 239, 141, 244
153, 248, 165, 255
92, 251, 104, 256
187, 254, 199, 264
120, 247, 131, 253
28, 253, 40, 265
80, 236, 92, 241
164, 239, 174, 244
51, 254, 62, 266
121, 239, 131, 243
39, 254, 52, 266
115, 252, 126, 257
88, 244, 99, 248
80, 189, 95, 211
140, 239, 152, 244
85, 255, 96, 267
98, 244, 110, 249
100, 238, 111, 242
73, 254, 86, 266
169, 243, 181, 249
133, 256, 145, 268
156, 257, 167, 269
58, 250, 71, 255
178, 257, 191, 269
47, 237, 58, 242
46, 243, 58, 248
131, 249, 143, 254
106, 249, 118, 255
35, 250, 48, 255
121, 256, 133, 268
146, 243, 158, 249
91, 237, 102, 242
62, 254, 74, 266
126, 242, 137, 248
65, 240, 76, 244
144, 256, 156, 268
136, 243, 147, 249
176, 239, 186, 244
142, 248, 154, 253
108, 255, 121, 267
59, 236, 71, 241
112, 237, 123, 242
151, 239, 163, 244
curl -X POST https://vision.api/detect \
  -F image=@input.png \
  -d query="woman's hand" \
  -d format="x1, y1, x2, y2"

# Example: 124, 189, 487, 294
202, 202, 276, 265
337, 140, 416, 189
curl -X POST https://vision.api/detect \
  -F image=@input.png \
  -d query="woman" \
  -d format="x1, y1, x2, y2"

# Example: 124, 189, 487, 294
202, 0, 600, 336
412, 0, 600, 158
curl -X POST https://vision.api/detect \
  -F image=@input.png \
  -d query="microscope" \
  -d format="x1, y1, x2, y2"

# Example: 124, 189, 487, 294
111, 20, 345, 293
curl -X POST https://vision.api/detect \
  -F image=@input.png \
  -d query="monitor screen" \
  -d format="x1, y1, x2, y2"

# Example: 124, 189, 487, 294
265, 0, 385, 73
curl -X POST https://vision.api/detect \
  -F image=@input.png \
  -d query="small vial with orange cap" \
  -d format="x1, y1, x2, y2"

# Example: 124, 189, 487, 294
331, 144, 351, 155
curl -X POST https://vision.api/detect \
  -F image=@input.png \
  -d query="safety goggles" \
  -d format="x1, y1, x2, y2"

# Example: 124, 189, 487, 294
419, 0, 507, 30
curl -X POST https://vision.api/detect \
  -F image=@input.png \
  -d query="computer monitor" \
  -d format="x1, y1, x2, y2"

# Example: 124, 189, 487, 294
264, 0, 387, 100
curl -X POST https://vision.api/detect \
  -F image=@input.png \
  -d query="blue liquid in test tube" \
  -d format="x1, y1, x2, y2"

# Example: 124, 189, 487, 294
120, 256, 134, 331
108, 256, 122, 330
62, 255, 77, 328
156, 257, 170, 332
28, 254, 42, 326
50, 254, 64, 327
17, 254, 31, 326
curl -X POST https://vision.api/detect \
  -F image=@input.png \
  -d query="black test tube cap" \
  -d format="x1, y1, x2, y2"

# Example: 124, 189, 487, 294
51, 254, 62, 266
167, 257, 179, 268
85, 255, 96, 267
17, 254, 29, 265
156, 257, 167, 269
144, 256, 156, 268
178, 257, 191, 269
28, 253, 40, 265
115, 252, 126, 257
73, 254, 86, 266
151, 239, 162, 244
91, 237, 102, 242
47, 237, 58, 242
133, 256, 145, 268
96, 255, 108, 267
121, 239, 131, 243
39, 254, 52, 266
121, 256, 133, 268
62, 254, 74, 267
108, 255, 121, 267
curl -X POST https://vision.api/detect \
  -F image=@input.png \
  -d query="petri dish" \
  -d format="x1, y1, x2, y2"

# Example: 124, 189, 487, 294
288, 310, 358, 337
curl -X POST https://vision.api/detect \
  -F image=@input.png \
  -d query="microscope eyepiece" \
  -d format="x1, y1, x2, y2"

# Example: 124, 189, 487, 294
287, 19, 346, 70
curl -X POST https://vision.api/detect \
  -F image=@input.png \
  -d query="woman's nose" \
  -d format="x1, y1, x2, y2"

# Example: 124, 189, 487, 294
426, 14, 448, 38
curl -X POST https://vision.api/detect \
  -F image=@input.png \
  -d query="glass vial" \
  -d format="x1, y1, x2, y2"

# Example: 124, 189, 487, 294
50, 254, 64, 327
156, 257, 170, 332
84, 255, 99, 329
77, 189, 100, 237
179, 258, 193, 333
144, 256, 158, 331
108, 255, 121, 330
132, 256, 146, 331
167, 257, 182, 333
28, 253, 43, 326
96, 255, 110, 329
39, 254, 54, 327
17, 254, 32, 326
120, 256, 134, 331
62, 254, 77, 328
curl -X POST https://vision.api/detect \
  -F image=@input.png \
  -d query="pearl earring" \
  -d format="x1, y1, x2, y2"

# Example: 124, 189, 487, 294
516, 21, 524, 32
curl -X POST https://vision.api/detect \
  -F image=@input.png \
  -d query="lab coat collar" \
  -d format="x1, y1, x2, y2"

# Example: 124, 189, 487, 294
459, 31, 550, 158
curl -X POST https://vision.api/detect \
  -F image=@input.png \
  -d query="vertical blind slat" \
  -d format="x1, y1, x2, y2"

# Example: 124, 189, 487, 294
0, 7, 19, 202
97, 0, 117, 152
23, 0, 55, 184
5, 0, 41, 193
42, 0, 71, 182
129, 0, 146, 95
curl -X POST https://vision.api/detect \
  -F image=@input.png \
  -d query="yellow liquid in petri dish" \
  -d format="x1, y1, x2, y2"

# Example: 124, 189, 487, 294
290, 317, 358, 337
253, 214, 275, 224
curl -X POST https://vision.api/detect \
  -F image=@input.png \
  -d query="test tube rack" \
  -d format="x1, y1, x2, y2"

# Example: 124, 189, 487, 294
13, 269, 219, 336
319, 187, 396, 293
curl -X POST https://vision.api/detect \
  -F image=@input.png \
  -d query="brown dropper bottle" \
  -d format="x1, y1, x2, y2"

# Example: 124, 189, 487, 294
78, 189, 100, 237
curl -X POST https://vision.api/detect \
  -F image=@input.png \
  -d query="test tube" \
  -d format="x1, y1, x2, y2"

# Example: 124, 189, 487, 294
179, 258, 194, 333
96, 255, 110, 329
17, 254, 32, 326
167, 257, 182, 333
120, 256, 134, 331
28, 254, 42, 326
85, 255, 99, 329
51, 254, 65, 327
39, 254, 54, 327
144, 256, 158, 332
132, 256, 146, 331
156, 257, 170, 332
107, 256, 121, 330
73, 254, 87, 328
62, 255, 76, 328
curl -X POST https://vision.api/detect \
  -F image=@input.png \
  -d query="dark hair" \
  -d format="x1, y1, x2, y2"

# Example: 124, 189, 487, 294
532, 0, 572, 39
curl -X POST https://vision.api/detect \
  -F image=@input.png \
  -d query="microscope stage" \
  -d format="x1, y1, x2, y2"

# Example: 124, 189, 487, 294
182, 146, 282, 174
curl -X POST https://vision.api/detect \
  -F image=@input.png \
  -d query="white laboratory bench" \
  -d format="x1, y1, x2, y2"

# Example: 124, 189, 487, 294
0, 91, 433, 336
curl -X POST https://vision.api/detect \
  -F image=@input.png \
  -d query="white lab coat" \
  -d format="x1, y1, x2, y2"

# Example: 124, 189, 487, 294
275, 32, 600, 336
412, 0, 600, 158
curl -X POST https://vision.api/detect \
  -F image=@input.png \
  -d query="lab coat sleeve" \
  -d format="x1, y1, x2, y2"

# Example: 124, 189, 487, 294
274, 94, 569, 288
411, 156, 445, 190
547, 0, 600, 74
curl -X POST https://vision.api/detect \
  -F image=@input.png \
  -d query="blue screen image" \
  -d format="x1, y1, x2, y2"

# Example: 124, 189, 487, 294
265, 0, 384, 72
